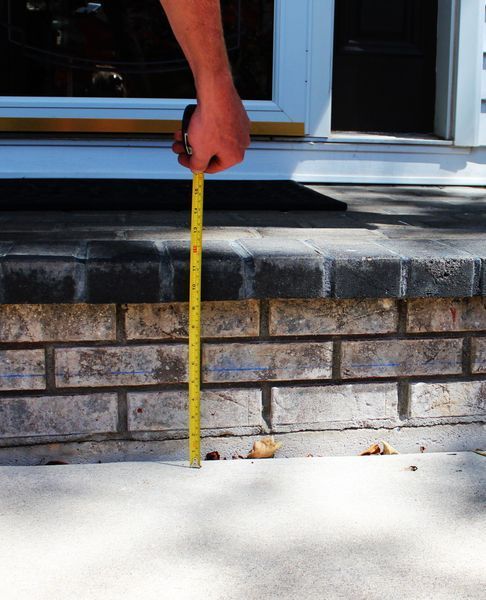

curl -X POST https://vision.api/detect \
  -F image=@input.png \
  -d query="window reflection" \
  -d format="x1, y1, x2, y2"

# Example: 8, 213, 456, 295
0, 0, 274, 100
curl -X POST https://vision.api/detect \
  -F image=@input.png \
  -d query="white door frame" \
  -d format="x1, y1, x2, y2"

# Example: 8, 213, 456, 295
1, 0, 465, 140
0, 0, 485, 184
452, 0, 485, 146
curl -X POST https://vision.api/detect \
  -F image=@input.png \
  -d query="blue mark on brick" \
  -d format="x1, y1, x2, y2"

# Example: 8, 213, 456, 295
0, 373, 44, 379
107, 370, 151, 376
206, 366, 275, 373
55, 369, 153, 378
205, 365, 319, 373
350, 359, 459, 369
350, 363, 400, 368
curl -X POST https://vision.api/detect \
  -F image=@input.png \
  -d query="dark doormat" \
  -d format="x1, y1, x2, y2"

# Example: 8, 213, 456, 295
0, 180, 347, 211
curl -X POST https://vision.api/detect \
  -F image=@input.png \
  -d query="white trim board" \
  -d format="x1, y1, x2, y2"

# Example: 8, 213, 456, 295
1, 139, 484, 185
479, 0, 486, 144
453, 0, 485, 145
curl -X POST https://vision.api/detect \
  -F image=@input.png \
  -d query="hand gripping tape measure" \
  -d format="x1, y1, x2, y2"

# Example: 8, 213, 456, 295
182, 104, 203, 469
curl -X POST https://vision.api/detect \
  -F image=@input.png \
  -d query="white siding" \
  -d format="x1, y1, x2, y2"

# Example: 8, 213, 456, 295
480, 1, 486, 144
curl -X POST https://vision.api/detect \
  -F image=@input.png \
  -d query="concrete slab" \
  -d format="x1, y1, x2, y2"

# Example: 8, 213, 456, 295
0, 452, 484, 600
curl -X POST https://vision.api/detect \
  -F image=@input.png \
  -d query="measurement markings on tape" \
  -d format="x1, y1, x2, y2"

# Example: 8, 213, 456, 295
188, 171, 204, 468
182, 103, 205, 469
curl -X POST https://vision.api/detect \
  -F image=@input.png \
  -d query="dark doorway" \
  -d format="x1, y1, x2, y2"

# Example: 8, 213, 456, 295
331, 0, 438, 134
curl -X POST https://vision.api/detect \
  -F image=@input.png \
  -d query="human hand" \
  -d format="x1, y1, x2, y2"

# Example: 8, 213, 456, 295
172, 82, 251, 174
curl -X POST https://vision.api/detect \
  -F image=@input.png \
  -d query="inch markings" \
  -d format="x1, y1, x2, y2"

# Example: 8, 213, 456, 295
188, 172, 204, 468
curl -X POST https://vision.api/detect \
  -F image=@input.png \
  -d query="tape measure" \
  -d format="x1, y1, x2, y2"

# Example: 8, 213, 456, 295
183, 104, 203, 469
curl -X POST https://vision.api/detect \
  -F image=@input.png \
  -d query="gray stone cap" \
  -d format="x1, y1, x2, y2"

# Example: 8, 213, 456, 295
0, 237, 484, 303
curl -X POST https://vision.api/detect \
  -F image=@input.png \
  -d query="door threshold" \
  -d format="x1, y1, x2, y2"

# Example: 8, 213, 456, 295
327, 132, 453, 146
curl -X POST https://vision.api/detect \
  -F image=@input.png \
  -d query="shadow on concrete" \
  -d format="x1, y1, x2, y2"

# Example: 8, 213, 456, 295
0, 184, 484, 237
0, 454, 484, 599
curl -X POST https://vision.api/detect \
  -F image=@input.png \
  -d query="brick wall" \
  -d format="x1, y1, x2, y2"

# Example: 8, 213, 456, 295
0, 298, 485, 462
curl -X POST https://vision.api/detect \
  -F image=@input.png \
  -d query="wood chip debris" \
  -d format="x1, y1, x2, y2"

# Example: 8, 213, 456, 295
247, 437, 282, 459
360, 441, 400, 456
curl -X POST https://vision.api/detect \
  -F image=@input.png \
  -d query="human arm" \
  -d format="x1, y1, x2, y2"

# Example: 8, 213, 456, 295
159, 0, 251, 174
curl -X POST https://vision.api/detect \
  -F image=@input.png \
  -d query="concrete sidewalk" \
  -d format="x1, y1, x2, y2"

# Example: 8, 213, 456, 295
0, 452, 484, 600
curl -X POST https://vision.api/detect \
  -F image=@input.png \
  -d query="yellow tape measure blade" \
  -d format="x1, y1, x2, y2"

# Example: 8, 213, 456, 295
188, 172, 204, 468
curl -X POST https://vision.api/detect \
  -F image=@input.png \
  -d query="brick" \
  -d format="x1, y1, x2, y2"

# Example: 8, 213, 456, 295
341, 339, 463, 379
125, 300, 259, 340
128, 388, 263, 432
0, 393, 118, 438
407, 298, 486, 333
410, 381, 486, 419
166, 241, 249, 302
308, 239, 401, 298
236, 239, 329, 299
0, 304, 116, 342
55, 345, 187, 388
271, 383, 398, 430
269, 298, 398, 336
203, 342, 332, 383
436, 239, 485, 295
86, 241, 166, 303
471, 337, 486, 373
0, 349, 45, 391
0, 243, 86, 303
373, 239, 475, 297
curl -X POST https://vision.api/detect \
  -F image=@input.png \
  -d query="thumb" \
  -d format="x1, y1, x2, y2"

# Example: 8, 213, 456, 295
189, 150, 211, 174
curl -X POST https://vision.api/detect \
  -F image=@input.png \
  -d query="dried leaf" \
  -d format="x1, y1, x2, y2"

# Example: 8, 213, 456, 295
359, 443, 381, 456
474, 449, 486, 457
381, 441, 400, 455
419, 446, 427, 453
408, 465, 418, 471
247, 437, 282, 459
205, 451, 220, 461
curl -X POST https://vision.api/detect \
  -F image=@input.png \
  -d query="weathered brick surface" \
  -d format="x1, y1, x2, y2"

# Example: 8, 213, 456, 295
271, 383, 398, 430
236, 239, 329, 299
407, 298, 486, 333
0, 243, 86, 303
203, 342, 332, 383
125, 300, 259, 340
166, 241, 249, 302
410, 381, 486, 419
269, 298, 398, 336
0, 304, 116, 342
373, 239, 476, 298
471, 337, 486, 373
341, 339, 463, 379
0, 393, 118, 438
86, 241, 165, 303
436, 239, 486, 295
1, 293, 485, 449
309, 239, 402, 298
0, 349, 45, 391
55, 345, 187, 388
128, 388, 263, 432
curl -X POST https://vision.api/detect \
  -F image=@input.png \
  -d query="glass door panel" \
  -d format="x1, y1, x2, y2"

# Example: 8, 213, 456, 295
0, 0, 274, 100
0, 0, 321, 137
